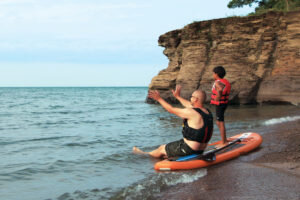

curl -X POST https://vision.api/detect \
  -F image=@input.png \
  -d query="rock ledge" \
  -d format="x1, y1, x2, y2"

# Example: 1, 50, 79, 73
147, 11, 300, 105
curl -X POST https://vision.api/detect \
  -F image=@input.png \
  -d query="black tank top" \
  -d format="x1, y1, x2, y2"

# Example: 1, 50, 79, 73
182, 108, 213, 143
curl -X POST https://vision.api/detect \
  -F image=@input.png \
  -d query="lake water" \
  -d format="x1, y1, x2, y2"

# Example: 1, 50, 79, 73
0, 87, 299, 200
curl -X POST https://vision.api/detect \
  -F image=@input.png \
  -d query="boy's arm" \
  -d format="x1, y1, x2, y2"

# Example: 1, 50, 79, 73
215, 81, 225, 101
172, 85, 192, 108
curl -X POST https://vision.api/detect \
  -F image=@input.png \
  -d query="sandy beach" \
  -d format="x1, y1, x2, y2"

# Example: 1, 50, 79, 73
156, 119, 300, 200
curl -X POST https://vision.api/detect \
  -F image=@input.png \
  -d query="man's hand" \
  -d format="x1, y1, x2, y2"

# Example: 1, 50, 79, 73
172, 85, 182, 98
148, 90, 162, 101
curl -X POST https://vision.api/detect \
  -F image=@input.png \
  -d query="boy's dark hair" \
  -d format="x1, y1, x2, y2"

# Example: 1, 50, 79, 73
213, 66, 226, 78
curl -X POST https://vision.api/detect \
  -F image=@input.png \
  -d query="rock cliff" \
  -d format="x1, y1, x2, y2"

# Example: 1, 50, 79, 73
147, 11, 300, 105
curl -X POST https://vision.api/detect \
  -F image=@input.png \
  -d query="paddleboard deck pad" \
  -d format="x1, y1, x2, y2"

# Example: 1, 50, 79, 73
154, 132, 262, 171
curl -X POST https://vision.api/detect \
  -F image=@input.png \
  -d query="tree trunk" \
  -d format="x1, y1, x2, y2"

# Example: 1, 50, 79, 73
285, 0, 290, 11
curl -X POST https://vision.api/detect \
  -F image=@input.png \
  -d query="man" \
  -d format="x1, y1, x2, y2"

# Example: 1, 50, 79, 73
211, 66, 231, 146
133, 85, 213, 158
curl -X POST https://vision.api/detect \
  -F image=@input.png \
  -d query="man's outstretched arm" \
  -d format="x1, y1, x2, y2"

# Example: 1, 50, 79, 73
148, 90, 192, 119
172, 85, 192, 108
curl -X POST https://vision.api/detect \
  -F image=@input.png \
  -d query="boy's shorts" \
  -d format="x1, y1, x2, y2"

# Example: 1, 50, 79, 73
216, 104, 227, 121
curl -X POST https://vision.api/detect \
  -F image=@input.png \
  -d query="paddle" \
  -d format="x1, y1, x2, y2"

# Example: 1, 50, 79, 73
173, 138, 242, 162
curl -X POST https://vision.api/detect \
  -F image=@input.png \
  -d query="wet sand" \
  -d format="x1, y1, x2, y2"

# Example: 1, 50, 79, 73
156, 120, 300, 200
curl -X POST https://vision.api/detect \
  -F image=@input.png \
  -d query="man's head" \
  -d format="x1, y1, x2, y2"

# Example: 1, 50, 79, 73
213, 66, 226, 79
191, 89, 206, 106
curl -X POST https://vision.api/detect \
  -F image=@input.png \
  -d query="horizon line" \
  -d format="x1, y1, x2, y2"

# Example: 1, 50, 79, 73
0, 86, 149, 88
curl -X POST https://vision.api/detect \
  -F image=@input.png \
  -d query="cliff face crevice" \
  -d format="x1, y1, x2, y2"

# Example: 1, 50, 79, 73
147, 11, 300, 105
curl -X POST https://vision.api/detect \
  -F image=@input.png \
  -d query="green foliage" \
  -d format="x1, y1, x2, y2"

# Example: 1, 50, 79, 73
228, 0, 300, 14
228, 0, 258, 8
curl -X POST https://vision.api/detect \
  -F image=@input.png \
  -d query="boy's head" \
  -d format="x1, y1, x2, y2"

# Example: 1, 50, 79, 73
213, 66, 226, 79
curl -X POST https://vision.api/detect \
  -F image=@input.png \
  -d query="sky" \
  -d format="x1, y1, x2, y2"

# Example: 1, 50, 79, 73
0, 0, 255, 87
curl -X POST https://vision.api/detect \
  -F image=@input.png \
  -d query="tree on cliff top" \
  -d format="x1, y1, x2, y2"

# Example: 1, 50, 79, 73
228, 0, 300, 14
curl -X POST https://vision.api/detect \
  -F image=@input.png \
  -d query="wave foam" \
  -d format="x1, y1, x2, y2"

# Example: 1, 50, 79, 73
53, 169, 207, 200
112, 169, 207, 200
264, 115, 300, 126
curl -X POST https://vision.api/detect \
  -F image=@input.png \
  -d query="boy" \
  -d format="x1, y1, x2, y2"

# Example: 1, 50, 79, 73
211, 66, 231, 146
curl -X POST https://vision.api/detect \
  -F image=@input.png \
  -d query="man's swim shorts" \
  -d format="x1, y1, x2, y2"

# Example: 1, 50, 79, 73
165, 139, 203, 158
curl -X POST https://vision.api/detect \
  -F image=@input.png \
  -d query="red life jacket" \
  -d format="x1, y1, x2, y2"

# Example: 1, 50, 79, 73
210, 78, 231, 105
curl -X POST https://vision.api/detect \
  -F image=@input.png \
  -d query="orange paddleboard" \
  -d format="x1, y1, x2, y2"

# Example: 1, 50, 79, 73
155, 132, 262, 171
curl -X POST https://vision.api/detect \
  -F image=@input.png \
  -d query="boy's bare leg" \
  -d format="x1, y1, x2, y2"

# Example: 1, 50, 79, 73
216, 121, 228, 147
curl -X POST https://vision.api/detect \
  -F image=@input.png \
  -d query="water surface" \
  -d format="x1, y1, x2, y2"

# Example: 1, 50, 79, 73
0, 87, 299, 200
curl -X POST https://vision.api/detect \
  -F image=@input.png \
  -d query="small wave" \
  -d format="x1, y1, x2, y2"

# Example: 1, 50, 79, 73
0, 136, 76, 146
263, 115, 300, 125
0, 166, 50, 182
56, 187, 113, 200
63, 142, 88, 147
8, 102, 31, 108
31, 121, 69, 127
0, 160, 81, 182
49, 105, 65, 109
82, 120, 97, 124
62, 139, 106, 148
54, 169, 207, 200
111, 169, 207, 200
31, 110, 84, 115
94, 153, 126, 164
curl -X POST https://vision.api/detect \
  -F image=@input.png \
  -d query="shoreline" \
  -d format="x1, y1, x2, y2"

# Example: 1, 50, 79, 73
156, 119, 300, 200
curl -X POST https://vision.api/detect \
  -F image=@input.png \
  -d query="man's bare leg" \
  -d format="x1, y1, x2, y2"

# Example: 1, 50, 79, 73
132, 146, 148, 155
133, 145, 167, 158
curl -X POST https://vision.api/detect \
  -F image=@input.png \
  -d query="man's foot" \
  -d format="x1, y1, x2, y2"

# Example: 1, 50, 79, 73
132, 146, 147, 155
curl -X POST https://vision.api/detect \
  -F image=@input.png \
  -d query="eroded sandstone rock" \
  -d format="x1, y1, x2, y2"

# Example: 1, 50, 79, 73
147, 11, 300, 105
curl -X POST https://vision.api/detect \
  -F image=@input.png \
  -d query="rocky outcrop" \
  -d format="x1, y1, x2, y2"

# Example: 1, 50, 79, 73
147, 11, 300, 105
